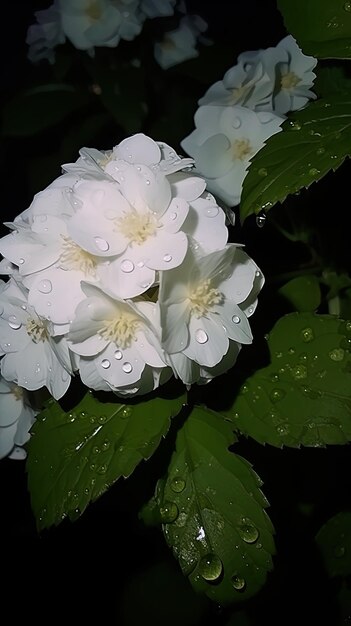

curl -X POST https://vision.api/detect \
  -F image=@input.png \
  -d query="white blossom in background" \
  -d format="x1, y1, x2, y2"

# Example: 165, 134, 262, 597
0, 279, 73, 399
159, 245, 264, 385
181, 105, 284, 207
154, 15, 208, 69
273, 35, 317, 114
26, 2, 65, 63
140, 0, 176, 18
0, 377, 37, 460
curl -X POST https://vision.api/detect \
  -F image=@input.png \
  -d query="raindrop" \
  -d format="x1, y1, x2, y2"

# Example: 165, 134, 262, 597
345, 321, 351, 333
98, 415, 107, 424
163, 254, 172, 262
276, 423, 290, 436
171, 477, 186, 493
271, 373, 279, 383
19, 258, 25, 264
344, 1, 351, 11
232, 315, 240, 324
8, 315, 21, 330
316, 147, 325, 155
270, 388, 285, 402
301, 327, 314, 343
94, 237, 110, 252
232, 116, 241, 129
121, 259, 135, 273
255, 270, 261, 277
195, 329, 208, 344
329, 347, 345, 361
102, 440, 110, 451
256, 211, 266, 228
97, 464, 107, 474
309, 168, 320, 176
333, 545, 346, 558
241, 384, 249, 394
237, 517, 259, 543
38, 279, 52, 294
198, 554, 223, 581
114, 350, 123, 360
101, 359, 111, 369
159, 501, 179, 523
170, 212, 177, 220
292, 364, 307, 380
205, 206, 219, 218
341, 337, 351, 351
258, 168, 268, 177
137, 261, 144, 268
92, 446, 101, 455
145, 179, 150, 185
231, 574, 246, 591
120, 406, 132, 418
122, 362, 133, 373
290, 120, 302, 130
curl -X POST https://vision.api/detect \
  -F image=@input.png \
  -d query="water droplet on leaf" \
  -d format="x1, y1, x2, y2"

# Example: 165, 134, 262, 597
237, 517, 259, 543
301, 327, 314, 342
256, 211, 266, 228
270, 388, 285, 402
198, 554, 223, 581
171, 477, 186, 493
160, 501, 179, 523
231, 573, 246, 590
329, 348, 345, 361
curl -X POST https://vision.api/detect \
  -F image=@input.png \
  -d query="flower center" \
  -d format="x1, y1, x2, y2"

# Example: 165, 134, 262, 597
231, 138, 253, 161
26, 317, 47, 343
85, 0, 103, 21
188, 279, 224, 317
60, 236, 97, 275
11, 385, 24, 400
229, 84, 248, 104
98, 311, 140, 348
115, 211, 158, 245
281, 71, 301, 90
162, 36, 176, 51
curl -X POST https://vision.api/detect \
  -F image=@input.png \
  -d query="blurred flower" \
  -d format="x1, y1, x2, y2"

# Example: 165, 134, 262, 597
181, 105, 283, 206
140, 0, 176, 18
273, 35, 317, 114
26, 2, 65, 63
0, 377, 37, 460
154, 14, 208, 69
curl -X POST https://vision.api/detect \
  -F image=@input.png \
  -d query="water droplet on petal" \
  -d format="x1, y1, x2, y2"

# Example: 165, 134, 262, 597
163, 254, 172, 262
121, 259, 135, 273
195, 329, 208, 344
232, 573, 246, 590
122, 362, 133, 373
205, 206, 219, 218
256, 211, 266, 228
94, 237, 109, 252
137, 261, 144, 268
301, 327, 314, 342
170, 212, 177, 220
19, 258, 25, 265
232, 116, 241, 129
171, 477, 186, 493
232, 315, 240, 324
38, 279, 52, 294
237, 517, 259, 543
114, 350, 123, 360
199, 554, 223, 581
8, 315, 21, 330
160, 501, 179, 523
101, 359, 111, 369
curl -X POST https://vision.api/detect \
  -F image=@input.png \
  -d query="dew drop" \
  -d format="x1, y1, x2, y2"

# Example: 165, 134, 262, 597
102, 440, 110, 451
121, 259, 134, 273
232, 116, 241, 129
258, 167, 268, 177
159, 501, 179, 523
195, 329, 208, 344
122, 362, 133, 373
101, 359, 111, 369
309, 167, 320, 176
114, 349, 123, 360
170, 212, 177, 220
8, 315, 21, 330
171, 477, 186, 493
94, 236, 109, 252
206, 206, 219, 218
237, 517, 259, 543
97, 464, 107, 475
344, 1, 351, 11
292, 364, 307, 380
145, 179, 150, 185
316, 147, 325, 155
329, 348, 345, 361
198, 553, 223, 581
19, 258, 25, 265
163, 254, 172, 262
120, 406, 132, 418
231, 573, 246, 591
270, 388, 285, 402
301, 327, 314, 342
232, 315, 240, 324
256, 211, 266, 228
137, 261, 144, 268
290, 120, 302, 130
276, 423, 290, 436
38, 279, 52, 294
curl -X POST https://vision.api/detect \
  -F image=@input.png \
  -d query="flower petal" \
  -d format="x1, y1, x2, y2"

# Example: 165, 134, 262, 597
184, 315, 229, 367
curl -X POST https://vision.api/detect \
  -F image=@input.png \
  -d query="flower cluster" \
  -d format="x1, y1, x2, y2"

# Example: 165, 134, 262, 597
181, 35, 317, 208
0, 133, 263, 457
26, 0, 206, 67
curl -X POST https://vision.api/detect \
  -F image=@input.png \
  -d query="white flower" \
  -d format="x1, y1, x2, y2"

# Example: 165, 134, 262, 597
198, 58, 276, 111
68, 282, 169, 396
159, 245, 264, 384
181, 105, 283, 206
0, 279, 72, 399
0, 377, 36, 460
26, 2, 65, 63
154, 15, 208, 70
273, 35, 317, 114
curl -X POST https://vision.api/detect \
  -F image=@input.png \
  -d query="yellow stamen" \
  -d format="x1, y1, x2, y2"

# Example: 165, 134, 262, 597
98, 312, 140, 348
281, 71, 301, 90
26, 318, 47, 343
60, 236, 97, 275
188, 279, 223, 318
231, 138, 253, 161
115, 211, 157, 245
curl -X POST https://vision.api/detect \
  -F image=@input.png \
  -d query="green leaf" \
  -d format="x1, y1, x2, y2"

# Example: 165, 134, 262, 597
277, 0, 351, 59
240, 97, 351, 221
314, 64, 351, 98
154, 406, 275, 605
316, 512, 351, 577
1, 85, 91, 136
27, 390, 186, 530
97, 65, 147, 133
278, 275, 321, 312
225, 313, 351, 448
